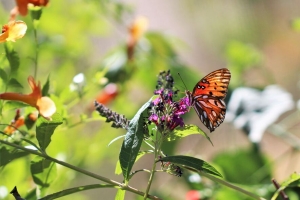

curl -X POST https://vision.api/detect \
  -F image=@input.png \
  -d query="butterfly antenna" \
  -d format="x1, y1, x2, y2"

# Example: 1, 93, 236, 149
177, 72, 188, 91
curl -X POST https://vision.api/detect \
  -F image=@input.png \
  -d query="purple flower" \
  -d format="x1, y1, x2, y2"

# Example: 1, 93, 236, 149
148, 71, 191, 132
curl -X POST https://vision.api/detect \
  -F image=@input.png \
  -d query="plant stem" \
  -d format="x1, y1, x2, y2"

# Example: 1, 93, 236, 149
0, 139, 162, 200
33, 28, 38, 79
199, 171, 267, 200
144, 130, 162, 199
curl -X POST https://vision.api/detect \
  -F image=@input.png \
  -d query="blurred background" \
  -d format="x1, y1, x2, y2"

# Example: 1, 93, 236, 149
1, 0, 300, 199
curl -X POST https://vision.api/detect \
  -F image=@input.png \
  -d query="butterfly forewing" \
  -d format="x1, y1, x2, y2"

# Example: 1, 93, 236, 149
189, 68, 231, 132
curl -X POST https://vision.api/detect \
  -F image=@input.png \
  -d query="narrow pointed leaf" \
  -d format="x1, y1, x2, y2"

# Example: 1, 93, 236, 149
8, 78, 23, 89
169, 124, 213, 145
108, 135, 125, 147
36, 113, 63, 151
42, 75, 50, 96
30, 157, 57, 188
119, 97, 152, 181
159, 155, 222, 178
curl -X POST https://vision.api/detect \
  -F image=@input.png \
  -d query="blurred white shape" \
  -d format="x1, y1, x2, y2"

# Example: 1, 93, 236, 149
73, 73, 85, 84
226, 85, 294, 143
0, 186, 8, 198
188, 173, 202, 183
25, 145, 38, 150
70, 73, 86, 92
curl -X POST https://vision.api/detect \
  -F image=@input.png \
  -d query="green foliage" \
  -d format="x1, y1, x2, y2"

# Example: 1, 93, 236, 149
168, 124, 212, 145
36, 113, 63, 151
119, 98, 152, 182
30, 157, 57, 188
160, 155, 222, 178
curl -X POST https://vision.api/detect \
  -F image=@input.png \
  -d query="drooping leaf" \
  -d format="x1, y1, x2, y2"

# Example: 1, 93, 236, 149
30, 157, 57, 188
42, 75, 50, 96
4, 42, 20, 73
168, 124, 213, 145
36, 113, 63, 151
0, 146, 29, 167
0, 68, 8, 83
271, 172, 300, 200
8, 78, 23, 89
39, 184, 111, 200
119, 97, 152, 182
115, 189, 126, 200
159, 155, 222, 178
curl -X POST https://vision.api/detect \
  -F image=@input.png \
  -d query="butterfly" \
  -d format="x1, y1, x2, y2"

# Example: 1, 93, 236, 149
186, 68, 231, 132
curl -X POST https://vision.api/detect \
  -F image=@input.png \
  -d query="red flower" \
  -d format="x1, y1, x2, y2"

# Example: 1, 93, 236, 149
0, 20, 27, 43
0, 76, 56, 120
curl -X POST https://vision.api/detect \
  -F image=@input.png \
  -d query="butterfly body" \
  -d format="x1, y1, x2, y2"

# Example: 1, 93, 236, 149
187, 68, 231, 132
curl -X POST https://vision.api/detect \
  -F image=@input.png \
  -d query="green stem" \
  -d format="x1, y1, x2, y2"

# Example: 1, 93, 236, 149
33, 28, 38, 79
144, 130, 163, 199
0, 139, 162, 200
199, 171, 267, 200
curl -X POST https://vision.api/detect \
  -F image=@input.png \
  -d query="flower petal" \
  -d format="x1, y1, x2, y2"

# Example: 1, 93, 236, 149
36, 96, 56, 120
6, 21, 27, 42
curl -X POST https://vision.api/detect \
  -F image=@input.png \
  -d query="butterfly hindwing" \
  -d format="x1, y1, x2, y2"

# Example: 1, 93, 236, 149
188, 68, 231, 132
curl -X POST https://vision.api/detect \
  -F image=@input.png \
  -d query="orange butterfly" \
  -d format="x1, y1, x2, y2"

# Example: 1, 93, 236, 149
186, 68, 231, 132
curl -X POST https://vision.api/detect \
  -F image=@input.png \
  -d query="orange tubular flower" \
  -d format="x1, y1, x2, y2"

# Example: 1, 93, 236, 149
0, 21, 27, 43
11, 0, 49, 18
0, 76, 56, 120
127, 16, 148, 60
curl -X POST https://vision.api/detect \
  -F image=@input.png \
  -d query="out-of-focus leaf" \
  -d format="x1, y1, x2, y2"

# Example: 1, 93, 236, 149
168, 124, 213, 145
271, 173, 300, 200
0, 146, 29, 167
39, 184, 111, 200
42, 75, 50, 97
115, 189, 126, 200
2, 101, 28, 110
0, 68, 8, 83
36, 113, 63, 151
30, 157, 57, 188
291, 18, 300, 32
4, 42, 20, 73
159, 155, 222, 178
8, 78, 23, 89
24, 187, 37, 200
119, 97, 152, 182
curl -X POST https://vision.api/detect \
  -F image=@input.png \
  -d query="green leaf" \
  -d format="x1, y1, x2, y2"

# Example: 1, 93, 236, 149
39, 184, 111, 200
8, 78, 23, 89
119, 97, 152, 182
115, 150, 152, 175
0, 68, 8, 83
24, 187, 37, 200
42, 75, 50, 96
36, 113, 63, 151
30, 157, 57, 188
0, 146, 29, 167
2, 101, 29, 110
159, 155, 222, 178
169, 124, 213, 145
115, 189, 126, 200
4, 42, 20, 73
271, 172, 300, 200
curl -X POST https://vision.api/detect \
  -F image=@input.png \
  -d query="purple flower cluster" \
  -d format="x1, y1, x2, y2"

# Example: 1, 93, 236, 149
148, 70, 190, 131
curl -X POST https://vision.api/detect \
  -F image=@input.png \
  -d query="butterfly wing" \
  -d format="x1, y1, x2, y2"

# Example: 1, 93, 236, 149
190, 68, 231, 132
